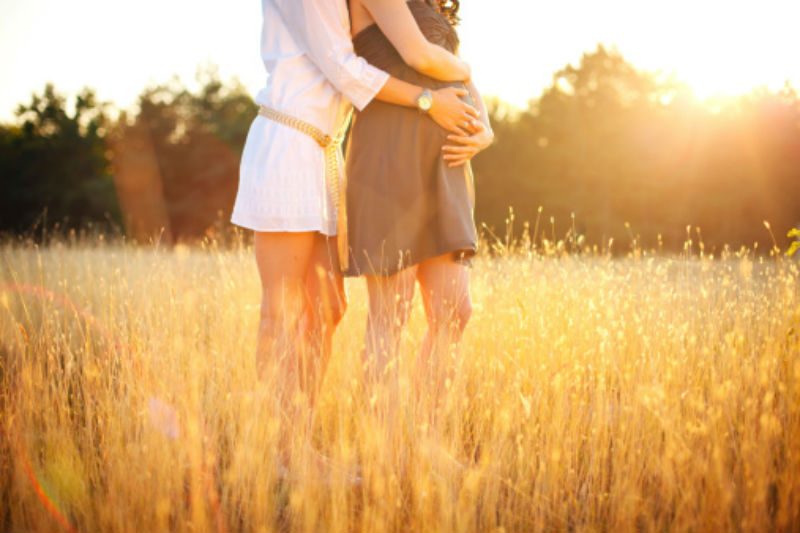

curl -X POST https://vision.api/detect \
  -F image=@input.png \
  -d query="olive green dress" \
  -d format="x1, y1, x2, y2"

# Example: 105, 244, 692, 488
344, 1, 478, 277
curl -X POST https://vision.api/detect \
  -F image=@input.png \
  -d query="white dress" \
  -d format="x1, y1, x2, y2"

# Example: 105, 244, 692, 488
231, 0, 389, 235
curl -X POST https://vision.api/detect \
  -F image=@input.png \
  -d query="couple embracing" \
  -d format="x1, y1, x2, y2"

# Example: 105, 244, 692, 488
231, 0, 492, 420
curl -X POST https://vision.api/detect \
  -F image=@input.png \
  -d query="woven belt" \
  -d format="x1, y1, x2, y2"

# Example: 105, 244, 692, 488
258, 105, 352, 271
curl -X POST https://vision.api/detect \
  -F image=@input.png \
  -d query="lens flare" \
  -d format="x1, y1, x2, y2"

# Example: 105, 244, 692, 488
14, 436, 80, 533
0, 283, 129, 354
148, 397, 180, 440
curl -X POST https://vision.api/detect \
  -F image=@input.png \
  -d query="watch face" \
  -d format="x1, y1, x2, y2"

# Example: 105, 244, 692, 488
419, 93, 433, 112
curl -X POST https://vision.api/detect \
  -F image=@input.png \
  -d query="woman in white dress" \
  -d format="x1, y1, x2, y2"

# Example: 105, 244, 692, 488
231, 0, 481, 405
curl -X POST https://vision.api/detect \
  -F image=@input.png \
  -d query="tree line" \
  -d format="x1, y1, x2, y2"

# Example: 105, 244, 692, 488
2, 47, 798, 251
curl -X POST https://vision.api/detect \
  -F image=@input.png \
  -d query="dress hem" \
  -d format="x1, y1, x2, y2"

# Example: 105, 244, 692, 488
344, 242, 477, 278
230, 213, 336, 237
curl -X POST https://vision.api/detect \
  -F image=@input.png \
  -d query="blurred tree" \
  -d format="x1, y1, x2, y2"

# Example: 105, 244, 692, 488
0, 84, 120, 234
472, 46, 800, 251
109, 113, 173, 244
132, 69, 257, 239
2, 55, 799, 251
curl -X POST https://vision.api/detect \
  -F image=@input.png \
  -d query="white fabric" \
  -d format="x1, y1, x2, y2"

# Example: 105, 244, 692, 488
231, 0, 390, 235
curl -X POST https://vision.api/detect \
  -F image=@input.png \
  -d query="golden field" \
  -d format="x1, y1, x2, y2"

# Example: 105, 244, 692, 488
1, 237, 799, 533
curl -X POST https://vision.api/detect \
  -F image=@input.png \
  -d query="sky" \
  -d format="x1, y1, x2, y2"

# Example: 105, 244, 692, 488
1, 0, 800, 121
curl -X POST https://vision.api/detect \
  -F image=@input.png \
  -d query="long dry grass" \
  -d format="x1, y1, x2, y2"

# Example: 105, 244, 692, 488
1, 236, 799, 533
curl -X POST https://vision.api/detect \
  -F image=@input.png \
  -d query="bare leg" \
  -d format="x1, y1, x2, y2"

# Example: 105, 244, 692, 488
302, 234, 347, 405
363, 268, 416, 441
361, 268, 417, 475
254, 232, 352, 481
253, 232, 314, 471
363, 268, 417, 384
253, 232, 316, 401
415, 254, 472, 418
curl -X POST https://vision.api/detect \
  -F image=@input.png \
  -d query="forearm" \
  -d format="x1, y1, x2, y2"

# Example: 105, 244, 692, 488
373, 52, 471, 109
373, 77, 424, 107
411, 43, 471, 82
361, 0, 469, 83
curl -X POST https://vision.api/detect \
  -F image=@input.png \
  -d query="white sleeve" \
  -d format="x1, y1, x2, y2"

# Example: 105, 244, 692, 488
274, 0, 390, 111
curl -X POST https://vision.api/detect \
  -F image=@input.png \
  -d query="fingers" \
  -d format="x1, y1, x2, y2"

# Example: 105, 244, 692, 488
458, 118, 480, 134
467, 120, 483, 134
471, 121, 486, 133
462, 104, 480, 119
447, 134, 480, 146
443, 152, 473, 159
445, 156, 469, 167
446, 124, 469, 136
436, 114, 469, 135
443, 143, 477, 168
459, 117, 481, 134
442, 145, 478, 154
429, 89, 480, 135
442, 129, 482, 167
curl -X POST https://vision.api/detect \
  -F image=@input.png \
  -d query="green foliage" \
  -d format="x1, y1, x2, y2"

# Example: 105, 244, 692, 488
0, 84, 120, 234
0, 71, 256, 239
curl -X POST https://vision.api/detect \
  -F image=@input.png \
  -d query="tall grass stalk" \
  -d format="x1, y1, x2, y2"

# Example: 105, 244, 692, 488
1, 235, 799, 532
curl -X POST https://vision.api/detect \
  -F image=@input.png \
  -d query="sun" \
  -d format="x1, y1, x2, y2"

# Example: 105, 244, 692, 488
676, 63, 783, 101
459, 0, 800, 109
660, 36, 794, 100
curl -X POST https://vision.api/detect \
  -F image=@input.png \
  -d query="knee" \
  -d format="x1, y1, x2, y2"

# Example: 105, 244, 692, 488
456, 298, 473, 330
306, 290, 347, 333
367, 297, 411, 334
258, 300, 283, 335
428, 297, 472, 333
448, 297, 473, 333
326, 296, 347, 329
259, 290, 304, 333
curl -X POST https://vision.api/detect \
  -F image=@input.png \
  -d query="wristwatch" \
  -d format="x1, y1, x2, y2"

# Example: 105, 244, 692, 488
416, 89, 433, 113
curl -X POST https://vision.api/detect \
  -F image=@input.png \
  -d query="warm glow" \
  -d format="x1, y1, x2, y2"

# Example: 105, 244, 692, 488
1, 0, 799, 116
458, 0, 800, 106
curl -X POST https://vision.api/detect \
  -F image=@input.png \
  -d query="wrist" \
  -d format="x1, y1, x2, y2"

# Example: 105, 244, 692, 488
415, 88, 434, 113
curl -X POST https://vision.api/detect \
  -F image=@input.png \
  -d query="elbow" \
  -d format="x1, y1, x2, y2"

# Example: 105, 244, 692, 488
402, 46, 435, 73
405, 55, 434, 74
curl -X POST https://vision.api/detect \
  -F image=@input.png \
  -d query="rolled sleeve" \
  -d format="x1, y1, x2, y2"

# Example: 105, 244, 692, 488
332, 45, 389, 110
275, 0, 390, 110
